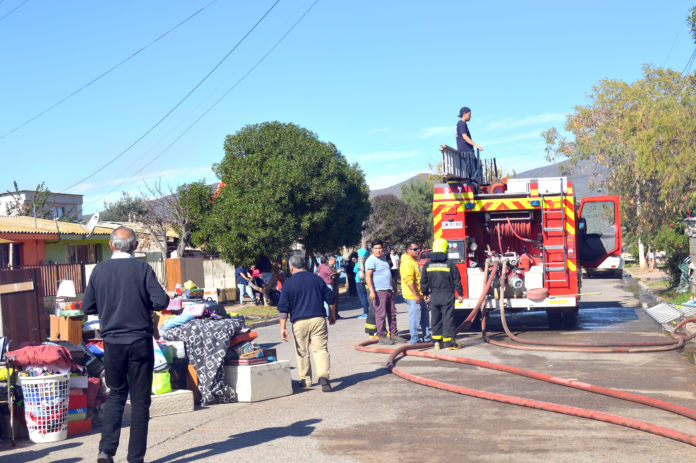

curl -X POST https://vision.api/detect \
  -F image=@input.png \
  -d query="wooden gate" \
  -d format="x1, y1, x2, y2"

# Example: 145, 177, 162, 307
0, 268, 46, 347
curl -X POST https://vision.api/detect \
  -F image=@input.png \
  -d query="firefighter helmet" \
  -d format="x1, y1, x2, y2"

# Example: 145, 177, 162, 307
432, 238, 449, 253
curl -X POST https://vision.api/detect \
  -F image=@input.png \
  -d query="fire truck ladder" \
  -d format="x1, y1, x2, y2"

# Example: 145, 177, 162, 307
541, 181, 568, 284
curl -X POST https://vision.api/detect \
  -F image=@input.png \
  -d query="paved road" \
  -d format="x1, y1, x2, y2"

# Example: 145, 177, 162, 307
3, 274, 695, 462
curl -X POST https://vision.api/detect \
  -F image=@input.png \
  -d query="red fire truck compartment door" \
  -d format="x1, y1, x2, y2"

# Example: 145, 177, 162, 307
577, 195, 621, 268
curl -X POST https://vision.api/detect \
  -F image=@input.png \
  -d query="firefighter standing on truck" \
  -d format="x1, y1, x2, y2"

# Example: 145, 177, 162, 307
420, 238, 463, 350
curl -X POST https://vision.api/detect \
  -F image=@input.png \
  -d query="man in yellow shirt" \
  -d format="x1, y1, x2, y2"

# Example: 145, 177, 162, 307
400, 242, 432, 345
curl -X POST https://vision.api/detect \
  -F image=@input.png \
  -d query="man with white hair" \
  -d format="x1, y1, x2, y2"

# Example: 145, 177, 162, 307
278, 255, 335, 392
83, 226, 169, 463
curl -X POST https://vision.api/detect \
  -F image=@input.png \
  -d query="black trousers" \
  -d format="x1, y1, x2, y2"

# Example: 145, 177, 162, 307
100, 337, 154, 463
430, 293, 455, 341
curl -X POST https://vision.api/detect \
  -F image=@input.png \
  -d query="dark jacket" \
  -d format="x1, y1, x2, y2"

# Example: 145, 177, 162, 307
277, 270, 335, 323
420, 252, 463, 303
83, 257, 169, 343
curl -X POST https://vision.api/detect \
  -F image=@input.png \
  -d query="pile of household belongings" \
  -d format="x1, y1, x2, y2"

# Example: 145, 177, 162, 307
159, 282, 264, 405
3, 340, 104, 442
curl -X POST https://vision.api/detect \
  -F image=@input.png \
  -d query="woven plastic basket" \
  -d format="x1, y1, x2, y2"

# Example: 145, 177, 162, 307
20, 374, 70, 443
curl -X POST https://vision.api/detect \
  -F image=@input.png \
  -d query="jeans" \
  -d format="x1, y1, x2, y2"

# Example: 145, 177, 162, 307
237, 283, 253, 304
356, 282, 369, 314
373, 290, 397, 337
324, 284, 333, 317
406, 298, 431, 344
292, 317, 330, 385
100, 338, 154, 463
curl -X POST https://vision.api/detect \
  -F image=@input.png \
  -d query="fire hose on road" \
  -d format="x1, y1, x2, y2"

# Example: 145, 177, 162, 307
355, 258, 696, 447
355, 338, 696, 447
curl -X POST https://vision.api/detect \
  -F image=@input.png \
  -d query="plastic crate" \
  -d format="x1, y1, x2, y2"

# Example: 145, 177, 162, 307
20, 374, 70, 443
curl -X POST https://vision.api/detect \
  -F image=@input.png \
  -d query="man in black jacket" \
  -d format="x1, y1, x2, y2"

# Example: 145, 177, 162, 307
83, 226, 169, 463
420, 238, 463, 350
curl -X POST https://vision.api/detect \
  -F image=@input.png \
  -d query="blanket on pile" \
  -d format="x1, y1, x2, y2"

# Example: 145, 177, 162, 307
160, 318, 244, 405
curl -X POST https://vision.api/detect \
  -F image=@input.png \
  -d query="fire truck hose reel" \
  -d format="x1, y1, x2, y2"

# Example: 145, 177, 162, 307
355, 339, 696, 447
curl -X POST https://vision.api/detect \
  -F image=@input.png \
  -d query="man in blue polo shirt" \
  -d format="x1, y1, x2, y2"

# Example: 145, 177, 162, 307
278, 255, 335, 392
365, 240, 400, 345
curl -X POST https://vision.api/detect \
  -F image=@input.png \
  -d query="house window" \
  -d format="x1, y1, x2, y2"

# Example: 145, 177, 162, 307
65, 244, 102, 264
0, 243, 22, 267
53, 207, 65, 219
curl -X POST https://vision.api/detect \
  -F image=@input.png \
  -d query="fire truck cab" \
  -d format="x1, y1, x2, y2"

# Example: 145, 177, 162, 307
435, 146, 621, 328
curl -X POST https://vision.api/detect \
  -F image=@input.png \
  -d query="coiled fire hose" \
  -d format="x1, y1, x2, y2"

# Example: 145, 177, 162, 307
355, 339, 696, 447
484, 261, 695, 352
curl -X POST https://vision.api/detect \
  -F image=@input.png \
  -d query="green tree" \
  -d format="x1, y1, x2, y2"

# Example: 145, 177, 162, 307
543, 66, 696, 278
100, 192, 149, 222
5, 181, 52, 218
363, 195, 430, 248
401, 176, 435, 242
172, 181, 214, 256
201, 121, 370, 271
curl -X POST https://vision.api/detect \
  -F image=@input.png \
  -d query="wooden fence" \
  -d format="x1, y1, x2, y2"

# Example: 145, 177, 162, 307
2, 263, 85, 297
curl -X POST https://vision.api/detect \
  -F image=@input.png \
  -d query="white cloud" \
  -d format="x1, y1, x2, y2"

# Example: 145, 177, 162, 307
485, 130, 546, 146
366, 170, 422, 190
484, 112, 566, 131
416, 125, 451, 139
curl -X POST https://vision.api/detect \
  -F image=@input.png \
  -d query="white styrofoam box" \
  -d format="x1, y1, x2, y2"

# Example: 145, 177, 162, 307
537, 177, 568, 195
524, 266, 544, 290
506, 178, 531, 194
467, 267, 486, 299
123, 389, 194, 419
224, 360, 292, 402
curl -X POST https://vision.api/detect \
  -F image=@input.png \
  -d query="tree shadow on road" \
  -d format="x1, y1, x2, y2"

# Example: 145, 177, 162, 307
149, 418, 321, 463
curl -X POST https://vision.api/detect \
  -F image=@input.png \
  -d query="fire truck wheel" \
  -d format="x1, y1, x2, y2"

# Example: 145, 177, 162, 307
546, 310, 562, 330
561, 309, 579, 329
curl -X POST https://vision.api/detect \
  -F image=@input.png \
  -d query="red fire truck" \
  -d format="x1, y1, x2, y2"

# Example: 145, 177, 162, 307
432, 146, 621, 328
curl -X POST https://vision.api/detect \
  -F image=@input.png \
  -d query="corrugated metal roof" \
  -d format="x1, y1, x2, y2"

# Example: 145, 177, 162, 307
0, 216, 112, 235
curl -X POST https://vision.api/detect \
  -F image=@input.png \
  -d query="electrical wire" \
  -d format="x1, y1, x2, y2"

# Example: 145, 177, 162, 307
0, 0, 29, 24
60, 0, 281, 193
683, 48, 696, 74
0, 0, 218, 140
81, 0, 320, 210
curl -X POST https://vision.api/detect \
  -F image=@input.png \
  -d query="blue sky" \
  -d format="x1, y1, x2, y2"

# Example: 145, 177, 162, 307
2, 0, 694, 214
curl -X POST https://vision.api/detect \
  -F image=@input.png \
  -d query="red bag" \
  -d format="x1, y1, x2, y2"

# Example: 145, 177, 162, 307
7, 345, 77, 368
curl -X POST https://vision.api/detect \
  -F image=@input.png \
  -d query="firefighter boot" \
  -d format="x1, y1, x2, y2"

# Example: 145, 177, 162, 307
432, 336, 442, 349
443, 337, 461, 350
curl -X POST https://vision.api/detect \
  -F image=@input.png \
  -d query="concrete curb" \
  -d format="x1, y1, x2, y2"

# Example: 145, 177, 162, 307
628, 274, 696, 364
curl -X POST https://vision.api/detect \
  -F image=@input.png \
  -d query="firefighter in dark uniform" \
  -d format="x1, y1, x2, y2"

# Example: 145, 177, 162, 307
420, 238, 463, 349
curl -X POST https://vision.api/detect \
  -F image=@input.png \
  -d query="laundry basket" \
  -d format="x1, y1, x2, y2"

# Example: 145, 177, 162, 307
20, 374, 70, 443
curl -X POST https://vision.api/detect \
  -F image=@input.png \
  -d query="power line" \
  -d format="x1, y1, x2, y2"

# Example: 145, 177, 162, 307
683, 48, 696, 74
83, 0, 320, 210
0, 0, 29, 24
0, 0, 218, 140
61, 0, 281, 193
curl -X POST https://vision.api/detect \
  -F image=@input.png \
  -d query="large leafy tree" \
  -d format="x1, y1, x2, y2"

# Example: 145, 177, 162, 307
363, 195, 430, 248
100, 192, 149, 222
201, 121, 370, 270
543, 66, 696, 275
401, 176, 435, 242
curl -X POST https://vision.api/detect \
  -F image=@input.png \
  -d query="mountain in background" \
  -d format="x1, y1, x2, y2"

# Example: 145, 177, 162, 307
369, 158, 604, 200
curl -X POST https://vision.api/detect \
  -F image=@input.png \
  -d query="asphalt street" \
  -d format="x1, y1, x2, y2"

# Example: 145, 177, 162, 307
2, 274, 695, 462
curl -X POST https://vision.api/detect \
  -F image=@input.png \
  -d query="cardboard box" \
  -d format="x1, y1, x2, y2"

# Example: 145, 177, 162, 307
68, 393, 87, 410
67, 418, 92, 437
123, 389, 194, 419
223, 360, 292, 402
49, 315, 83, 345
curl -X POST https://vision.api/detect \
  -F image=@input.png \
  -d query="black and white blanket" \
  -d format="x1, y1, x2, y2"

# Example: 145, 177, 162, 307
160, 318, 244, 405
